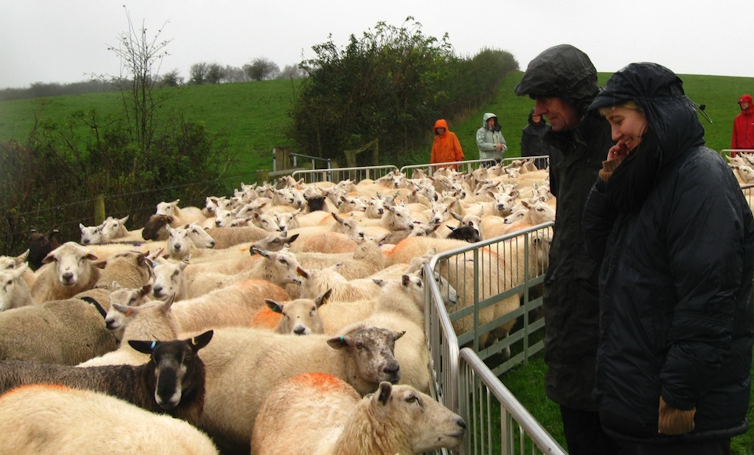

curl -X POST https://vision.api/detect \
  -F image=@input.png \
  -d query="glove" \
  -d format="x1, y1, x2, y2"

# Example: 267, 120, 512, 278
658, 396, 696, 435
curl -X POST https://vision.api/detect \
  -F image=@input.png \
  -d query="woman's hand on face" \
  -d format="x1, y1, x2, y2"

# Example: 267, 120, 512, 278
607, 141, 630, 161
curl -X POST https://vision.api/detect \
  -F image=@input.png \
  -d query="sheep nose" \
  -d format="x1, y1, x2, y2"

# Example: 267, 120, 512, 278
456, 417, 467, 430
208, 241, 215, 248
293, 326, 306, 335
62, 272, 74, 282
383, 361, 400, 381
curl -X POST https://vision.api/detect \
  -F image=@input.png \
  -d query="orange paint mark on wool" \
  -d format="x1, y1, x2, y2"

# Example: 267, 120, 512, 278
291, 372, 351, 393
0, 383, 72, 400
249, 307, 281, 329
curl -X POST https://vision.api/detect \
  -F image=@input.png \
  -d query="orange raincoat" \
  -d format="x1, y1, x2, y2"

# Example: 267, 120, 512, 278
430, 119, 464, 169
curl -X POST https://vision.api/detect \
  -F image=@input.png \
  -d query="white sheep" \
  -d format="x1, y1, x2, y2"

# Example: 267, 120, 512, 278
79, 295, 180, 367
30, 242, 102, 303
296, 265, 380, 302
264, 289, 330, 335
79, 222, 105, 245
0, 263, 37, 311
0, 250, 36, 288
152, 257, 188, 301
99, 215, 144, 242
155, 198, 208, 226
103, 281, 153, 342
174, 278, 290, 332
204, 225, 271, 249
194, 324, 404, 451
252, 373, 465, 455
0, 385, 220, 455
166, 223, 215, 261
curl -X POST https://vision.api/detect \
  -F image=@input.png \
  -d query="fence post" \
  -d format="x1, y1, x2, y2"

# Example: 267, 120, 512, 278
94, 195, 106, 225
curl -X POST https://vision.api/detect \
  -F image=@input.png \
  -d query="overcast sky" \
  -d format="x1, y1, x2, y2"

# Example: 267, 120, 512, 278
2, 0, 752, 90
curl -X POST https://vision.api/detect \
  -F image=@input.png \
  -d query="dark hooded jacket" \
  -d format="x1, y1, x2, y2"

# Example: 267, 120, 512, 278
583, 63, 754, 443
521, 108, 553, 168
515, 44, 613, 411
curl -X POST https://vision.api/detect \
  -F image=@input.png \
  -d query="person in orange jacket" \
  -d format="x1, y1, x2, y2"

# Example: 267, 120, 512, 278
430, 119, 464, 170
731, 94, 754, 157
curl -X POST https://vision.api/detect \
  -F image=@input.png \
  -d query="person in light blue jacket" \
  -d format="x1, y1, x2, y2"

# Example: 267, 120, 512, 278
476, 112, 507, 166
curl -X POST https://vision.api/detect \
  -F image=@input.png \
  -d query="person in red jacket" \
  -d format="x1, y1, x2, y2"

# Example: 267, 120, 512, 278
430, 119, 464, 170
731, 94, 754, 157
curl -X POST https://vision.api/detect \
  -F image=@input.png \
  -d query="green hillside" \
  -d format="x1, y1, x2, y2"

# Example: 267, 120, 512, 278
2, 71, 751, 185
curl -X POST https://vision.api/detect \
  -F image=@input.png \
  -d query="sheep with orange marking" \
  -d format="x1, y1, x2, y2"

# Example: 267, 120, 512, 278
252, 373, 465, 455
0, 385, 220, 455
192, 324, 404, 452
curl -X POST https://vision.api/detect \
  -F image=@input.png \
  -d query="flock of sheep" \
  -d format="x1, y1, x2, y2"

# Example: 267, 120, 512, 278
0, 159, 557, 455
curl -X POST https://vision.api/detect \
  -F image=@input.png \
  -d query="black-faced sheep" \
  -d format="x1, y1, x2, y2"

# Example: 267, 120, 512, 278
252, 373, 465, 455
0, 330, 213, 427
0, 385, 220, 455
27, 228, 61, 270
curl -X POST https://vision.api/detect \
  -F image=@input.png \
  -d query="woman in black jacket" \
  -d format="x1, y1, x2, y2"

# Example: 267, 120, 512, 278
583, 62, 754, 455
520, 108, 552, 169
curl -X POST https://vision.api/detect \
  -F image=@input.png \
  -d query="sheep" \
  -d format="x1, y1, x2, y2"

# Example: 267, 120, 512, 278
79, 295, 181, 367
166, 224, 215, 261
174, 279, 290, 332
79, 222, 105, 245
152, 257, 189, 301
204, 225, 270, 249
103, 282, 153, 342
30, 242, 102, 303
99, 215, 145, 242
194, 324, 404, 451
264, 289, 331, 335
72, 249, 154, 311
383, 236, 470, 266
0, 384, 220, 455
0, 297, 117, 365
296, 265, 380, 302
0, 330, 213, 427
447, 224, 482, 243
297, 231, 359, 254
481, 199, 556, 239
0, 263, 37, 311
185, 248, 302, 299
249, 232, 299, 253
142, 214, 174, 240
0, 249, 36, 288
326, 238, 387, 280
251, 373, 466, 455
156, 198, 208, 226
27, 228, 61, 270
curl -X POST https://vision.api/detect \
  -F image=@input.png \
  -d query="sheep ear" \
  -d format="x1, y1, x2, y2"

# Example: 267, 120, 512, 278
128, 339, 159, 354
188, 330, 214, 351
315, 289, 332, 307
296, 267, 309, 279
377, 381, 393, 405
372, 278, 386, 287
287, 234, 299, 244
41, 251, 56, 264
113, 303, 138, 317
265, 299, 284, 313
327, 334, 350, 349
94, 260, 107, 269
401, 275, 411, 287
447, 225, 456, 232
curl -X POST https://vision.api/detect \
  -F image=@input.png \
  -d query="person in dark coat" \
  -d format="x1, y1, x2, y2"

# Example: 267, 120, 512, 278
521, 108, 553, 169
514, 44, 616, 455
583, 62, 754, 455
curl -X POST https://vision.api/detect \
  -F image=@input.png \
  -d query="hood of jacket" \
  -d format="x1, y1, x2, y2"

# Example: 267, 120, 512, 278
433, 119, 449, 134
481, 113, 500, 131
589, 62, 705, 172
514, 44, 600, 115
739, 94, 753, 110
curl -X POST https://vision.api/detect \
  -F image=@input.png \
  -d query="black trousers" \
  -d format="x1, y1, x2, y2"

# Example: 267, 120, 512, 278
617, 438, 731, 455
560, 405, 618, 455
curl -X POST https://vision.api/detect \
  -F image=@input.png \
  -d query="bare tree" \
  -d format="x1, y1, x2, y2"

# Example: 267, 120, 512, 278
243, 57, 280, 81
222, 65, 247, 83
107, 6, 172, 153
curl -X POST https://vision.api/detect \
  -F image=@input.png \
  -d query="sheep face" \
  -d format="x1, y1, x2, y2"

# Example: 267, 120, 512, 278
152, 260, 187, 300
0, 266, 29, 311
129, 330, 213, 410
80, 223, 104, 245
384, 205, 414, 231
213, 209, 234, 228
155, 199, 180, 217
368, 382, 466, 453
100, 216, 129, 241
186, 223, 215, 249
167, 226, 192, 256
105, 284, 152, 333
266, 290, 329, 336
327, 326, 404, 385
43, 242, 98, 287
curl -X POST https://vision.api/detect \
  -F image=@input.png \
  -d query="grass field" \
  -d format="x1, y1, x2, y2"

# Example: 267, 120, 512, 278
2, 71, 752, 186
